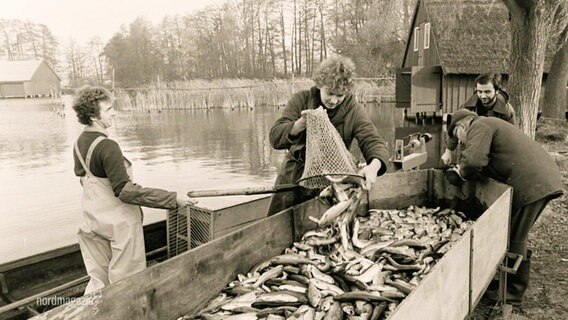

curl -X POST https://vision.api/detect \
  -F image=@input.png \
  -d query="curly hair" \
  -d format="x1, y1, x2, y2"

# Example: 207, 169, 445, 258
312, 55, 356, 95
72, 86, 112, 125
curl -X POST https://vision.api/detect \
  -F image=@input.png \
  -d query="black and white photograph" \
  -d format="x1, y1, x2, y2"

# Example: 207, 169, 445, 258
0, 0, 567, 319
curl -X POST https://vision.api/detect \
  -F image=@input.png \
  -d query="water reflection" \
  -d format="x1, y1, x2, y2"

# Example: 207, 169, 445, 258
0, 98, 442, 264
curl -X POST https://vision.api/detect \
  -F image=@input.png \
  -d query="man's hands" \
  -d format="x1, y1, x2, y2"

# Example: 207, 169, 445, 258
358, 158, 382, 190
290, 110, 310, 136
176, 192, 197, 207
441, 148, 452, 166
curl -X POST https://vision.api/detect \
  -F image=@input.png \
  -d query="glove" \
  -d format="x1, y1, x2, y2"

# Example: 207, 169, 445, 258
441, 149, 452, 166
358, 159, 382, 190
177, 192, 198, 207
445, 166, 466, 187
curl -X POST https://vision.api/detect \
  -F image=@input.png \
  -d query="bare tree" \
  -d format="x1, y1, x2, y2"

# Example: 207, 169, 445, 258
503, 0, 566, 138
542, 5, 568, 119
280, 2, 288, 75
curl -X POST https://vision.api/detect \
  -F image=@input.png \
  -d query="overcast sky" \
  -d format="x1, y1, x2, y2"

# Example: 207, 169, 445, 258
0, 0, 228, 43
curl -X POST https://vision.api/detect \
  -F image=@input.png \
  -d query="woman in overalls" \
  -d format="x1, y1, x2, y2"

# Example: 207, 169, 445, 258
72, 86, 193, 294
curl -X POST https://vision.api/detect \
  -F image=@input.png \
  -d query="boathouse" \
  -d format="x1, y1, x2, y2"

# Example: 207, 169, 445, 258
395, 0, 553, 117
0, 60, 61, 98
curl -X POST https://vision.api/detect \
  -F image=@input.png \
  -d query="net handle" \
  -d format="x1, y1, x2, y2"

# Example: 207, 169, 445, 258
187, 184, 300, 197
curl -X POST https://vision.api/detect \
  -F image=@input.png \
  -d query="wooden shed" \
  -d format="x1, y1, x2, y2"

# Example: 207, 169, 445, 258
395, 0, 552, 118
0, 60, 61, 98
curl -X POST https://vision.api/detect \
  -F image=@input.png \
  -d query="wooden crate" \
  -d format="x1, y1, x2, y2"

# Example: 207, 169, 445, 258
36, 169, 512, 320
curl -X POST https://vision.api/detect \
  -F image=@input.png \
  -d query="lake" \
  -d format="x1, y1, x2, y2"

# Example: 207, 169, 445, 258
0, 96, 442, 264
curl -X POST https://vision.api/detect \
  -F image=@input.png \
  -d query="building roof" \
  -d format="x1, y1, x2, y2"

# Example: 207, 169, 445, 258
409, 0, 553, 75
0, 60, 59, 82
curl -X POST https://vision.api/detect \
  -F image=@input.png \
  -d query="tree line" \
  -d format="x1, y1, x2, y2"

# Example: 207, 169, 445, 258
1, 0, 567, 136
99, 0, 414, 87
0, 19, 58, 67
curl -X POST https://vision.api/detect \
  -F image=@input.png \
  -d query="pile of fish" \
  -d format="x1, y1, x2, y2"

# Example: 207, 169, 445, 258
182, 181, 473, 320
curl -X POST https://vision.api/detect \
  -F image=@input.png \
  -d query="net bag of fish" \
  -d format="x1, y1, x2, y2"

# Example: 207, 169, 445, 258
297, 107, 362, 190
185, 181, 474, 320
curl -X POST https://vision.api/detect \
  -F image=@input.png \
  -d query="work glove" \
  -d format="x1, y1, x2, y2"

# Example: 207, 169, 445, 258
177, 192, 198, 207
441, 149, 452, 166
445, 165, 467, 187
358, 159, 382, 190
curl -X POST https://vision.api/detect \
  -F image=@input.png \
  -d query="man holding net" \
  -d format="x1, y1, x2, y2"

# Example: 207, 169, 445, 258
267, 56, 390, 216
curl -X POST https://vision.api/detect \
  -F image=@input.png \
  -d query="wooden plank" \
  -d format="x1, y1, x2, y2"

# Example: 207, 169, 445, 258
470, 188, 512, 308
213, 220, 260, 238
390, 229, 472, 320
475, 179, 511, 210
369, 170, 429, 209
35, 212, 296, 320
430, 169, 475, 203
213, 196, 271, 233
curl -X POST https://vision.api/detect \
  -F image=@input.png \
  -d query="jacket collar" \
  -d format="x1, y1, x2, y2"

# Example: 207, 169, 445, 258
463, 91, 510, 116
84, 121, 109, 136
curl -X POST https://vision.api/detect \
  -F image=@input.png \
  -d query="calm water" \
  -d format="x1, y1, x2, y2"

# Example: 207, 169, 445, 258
0, 97, 442, 264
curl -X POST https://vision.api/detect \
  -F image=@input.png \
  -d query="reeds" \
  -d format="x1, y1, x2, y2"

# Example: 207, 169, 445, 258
113, 78, 394, 111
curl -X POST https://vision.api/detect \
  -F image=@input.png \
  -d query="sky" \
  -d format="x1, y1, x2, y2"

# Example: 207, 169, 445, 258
0, 0, 228, 43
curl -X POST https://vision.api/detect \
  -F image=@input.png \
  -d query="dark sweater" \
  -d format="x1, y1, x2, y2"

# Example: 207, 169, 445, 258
73, 131, 178, 210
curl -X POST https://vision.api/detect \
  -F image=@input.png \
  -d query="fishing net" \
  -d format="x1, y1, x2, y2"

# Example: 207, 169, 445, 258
298, 107, 363, 189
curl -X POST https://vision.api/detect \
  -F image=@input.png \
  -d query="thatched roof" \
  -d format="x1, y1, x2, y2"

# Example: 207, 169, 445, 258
415, 0, 553, 75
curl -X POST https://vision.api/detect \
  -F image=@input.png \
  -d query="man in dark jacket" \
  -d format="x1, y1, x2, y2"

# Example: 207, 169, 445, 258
441, 73, 516, 165
267, 56, 389, 215
446, 109, 564, 305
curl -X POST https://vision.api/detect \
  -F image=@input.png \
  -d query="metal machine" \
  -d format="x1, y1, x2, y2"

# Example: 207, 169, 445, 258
392, 132, 432, 171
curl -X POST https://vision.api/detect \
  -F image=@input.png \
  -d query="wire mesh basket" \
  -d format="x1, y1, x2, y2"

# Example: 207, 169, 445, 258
166, 196, 271, 258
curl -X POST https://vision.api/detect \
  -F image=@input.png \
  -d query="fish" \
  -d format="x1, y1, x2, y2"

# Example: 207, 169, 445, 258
252, 290, 308, 308
333, 291, 394, 303
317, 199, 353, 227
385, 279, 416, 295
360, 240, 396, 256
323, 301, 343, 320
305, 236, 339, 247
225, 312, 258, 320
341, 303, 355, 315
197, 293, 230, 316
253, 265, 284, 288
319, 296, 335, 312
306, 265, 336, 284
351, 263, 382, 284
352, 219, 371, 249
288, 305, 316, 320
278, 284, 307, 294
256, 306, 297, 317
271, 254, 318, 266
369, 303, 387, 320
221, 292, 259, 311
310, 278, 344, 295
307, 280, 322, 308
331, 183, 349, 202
